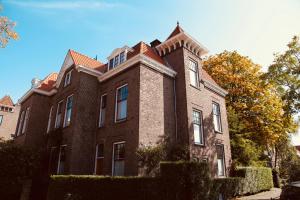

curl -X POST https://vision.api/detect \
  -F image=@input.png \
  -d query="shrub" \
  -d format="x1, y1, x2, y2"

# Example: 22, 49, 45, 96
47, 176, 161, 200
211, 178, 241, 199
160, 161, 212, 200
234, 167, 274, 195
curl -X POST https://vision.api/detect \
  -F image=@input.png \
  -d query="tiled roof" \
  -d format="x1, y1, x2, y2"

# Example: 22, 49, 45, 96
127, 42, 166, 65
0, 95, 14, 106
201, 69, 218, 85
69, 49, 106, 73
38, 73, 58, 92
166, 24, 184, 40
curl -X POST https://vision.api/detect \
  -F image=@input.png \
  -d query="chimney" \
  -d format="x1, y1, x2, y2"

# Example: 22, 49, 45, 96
150, 39, 161, 48
31, 78, 41, 88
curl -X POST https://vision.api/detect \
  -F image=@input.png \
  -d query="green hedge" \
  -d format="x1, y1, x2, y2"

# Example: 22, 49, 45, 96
47, 163, 274, 200
160, 161, 212, 200
47, 176, 160, 200
234, 167, 274, 195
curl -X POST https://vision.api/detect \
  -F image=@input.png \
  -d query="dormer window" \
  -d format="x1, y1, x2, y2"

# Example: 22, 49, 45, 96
108, 46, 133, 71
64, 70, 72, 87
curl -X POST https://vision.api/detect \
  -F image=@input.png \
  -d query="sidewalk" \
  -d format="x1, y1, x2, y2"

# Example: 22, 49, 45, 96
235, 188, 282, 200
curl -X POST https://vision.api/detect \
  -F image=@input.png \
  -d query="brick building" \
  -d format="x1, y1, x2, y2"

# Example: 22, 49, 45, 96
14, 24, 232, 177
0, 95, 20, 140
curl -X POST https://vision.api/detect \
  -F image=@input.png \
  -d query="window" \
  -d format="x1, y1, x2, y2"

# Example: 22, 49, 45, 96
109, 58, 114, 70
57, 145, 67, 174
0, 115, 3, 126
99, 94, 107, 127
193, 110, 204, 145
114, 55, 120, 66
64, 95, 73, 127
115, 85, 128, 121
17, 111, 25, 136
47, 107, 53, 133
216, 144, 225, 177
112, 142, 125, 176
22, 107, 30, 134
64, 70, 72, 87
55, 101, 63, 128
94, 144, 104, 175
189, 59, 199, 87
213, 102, 222, 133
119, 51, 125, 64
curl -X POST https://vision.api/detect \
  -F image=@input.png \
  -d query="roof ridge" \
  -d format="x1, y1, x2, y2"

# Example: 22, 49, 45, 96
0, 95, 14, 106
69, 49, 103, 65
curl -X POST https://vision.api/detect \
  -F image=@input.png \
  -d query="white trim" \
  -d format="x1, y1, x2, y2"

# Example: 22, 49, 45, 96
98, 94, 107, 127
94, 144, 105, 175
112, 141, 126, 176
114, 84, 128, 123
204, 81, 228, 97
18, 88, 57, 104
64, 70, 72, 87
98, 54, 176, 82
57, 144, 67, 174
216, 144, 226, 178
47, 106, 53, 133
54, 100, 64, 129
63, 94, 74, 128
55, 51, 74, 88
75, 65, 103, 77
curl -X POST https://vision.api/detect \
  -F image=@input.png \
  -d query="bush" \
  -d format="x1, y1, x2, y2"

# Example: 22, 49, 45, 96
212, 178, 241, 199
234, 167, 274, 195
160, 161, 212, 200
47, 176, 160, 200
0, 139, 41, 200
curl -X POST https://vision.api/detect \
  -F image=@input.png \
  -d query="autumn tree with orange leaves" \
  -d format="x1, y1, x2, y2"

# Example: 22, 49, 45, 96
0, 5, 18, 48
203, 51, 297, 167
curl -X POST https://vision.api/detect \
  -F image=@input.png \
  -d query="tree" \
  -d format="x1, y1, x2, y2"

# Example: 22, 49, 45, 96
0, 5, 19, 48
203, 51, 293, 166
264, 36, 300, 117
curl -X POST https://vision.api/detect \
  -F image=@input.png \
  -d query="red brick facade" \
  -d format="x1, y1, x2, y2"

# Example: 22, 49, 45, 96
14, 25, 232, 177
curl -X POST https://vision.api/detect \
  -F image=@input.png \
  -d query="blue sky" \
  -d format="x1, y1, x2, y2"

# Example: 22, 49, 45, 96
1, 0, 300, 144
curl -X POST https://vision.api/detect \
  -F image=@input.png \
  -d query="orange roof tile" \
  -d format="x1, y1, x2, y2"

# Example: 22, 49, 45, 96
69, 49, 106, 73
0, 95, 14, 106
127, 42, 166, 65
166, 24, 184, 40
201, 69, 218, 86
38, 73, 58, 92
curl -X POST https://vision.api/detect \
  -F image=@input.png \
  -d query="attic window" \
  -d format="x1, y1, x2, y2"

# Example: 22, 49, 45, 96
64, 70, 72, 87
109, 51, 126, 70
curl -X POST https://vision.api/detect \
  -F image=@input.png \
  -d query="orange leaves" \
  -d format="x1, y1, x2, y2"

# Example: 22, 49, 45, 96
0, 16, 19, 48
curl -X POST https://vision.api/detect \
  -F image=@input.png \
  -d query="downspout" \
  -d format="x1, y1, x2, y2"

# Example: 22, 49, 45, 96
173, 78, 178, 141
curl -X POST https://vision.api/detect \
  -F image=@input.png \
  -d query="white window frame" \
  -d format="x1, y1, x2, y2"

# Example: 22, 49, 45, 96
115, 84, 128, 122
213, 102, 222, 133
54, 100, 64, 129
17, 111, 25, 136
94, 144, 104, 175
112, 141, 125, 176
63, 95, 73, 127
64, 70, 72, 87
192, 109, 204, 145
216, 144, 226, 177
22, 107, 30, 134
47, 106, 53, 133
99, 94, 107, 127
189, 59, 200, 88
57, 144, 67, 174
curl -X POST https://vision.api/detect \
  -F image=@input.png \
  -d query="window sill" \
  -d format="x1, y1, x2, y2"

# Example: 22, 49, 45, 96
190, 84, 201, 91
214, 130, 223, 134
115, 118, 127, 124
194, 143, 205, 147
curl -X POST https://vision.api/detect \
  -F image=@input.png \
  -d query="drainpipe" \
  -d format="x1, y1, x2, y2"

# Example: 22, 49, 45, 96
173, 78, 178, 141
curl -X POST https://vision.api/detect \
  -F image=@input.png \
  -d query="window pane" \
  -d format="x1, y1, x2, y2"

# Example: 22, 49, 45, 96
47, 107, 53, 133
97, 144, 104, 158
99, 95, 106, 127
116, 86, 128, 121
113, 143, 125, 176
109, 59, 114, 69
193, 124, 200, 143
58, 146, 66, 174
217, 145, 225, 176
114, 55, 119, 66
120, 52, 125, 64
0, 115, 3, 125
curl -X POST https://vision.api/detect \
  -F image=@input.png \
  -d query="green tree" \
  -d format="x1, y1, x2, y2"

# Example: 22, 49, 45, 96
0, 5, 19, 48
264, 36, 300, 117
